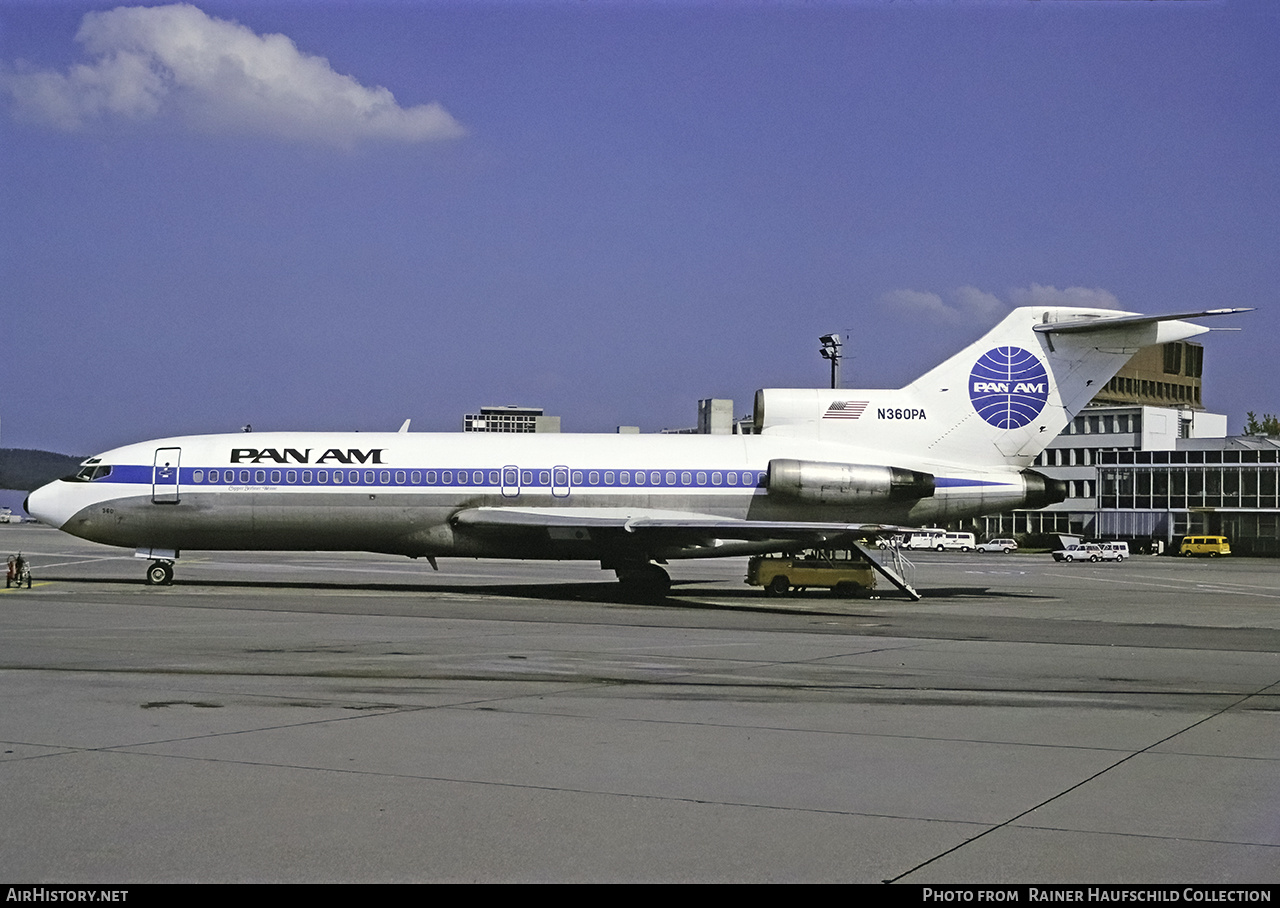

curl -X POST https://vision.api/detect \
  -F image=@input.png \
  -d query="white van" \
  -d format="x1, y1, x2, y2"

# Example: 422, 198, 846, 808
938, 532, 976, 552
905, 529, 945, 550
1097, 542, 1129, 562
908, 530, 975, 552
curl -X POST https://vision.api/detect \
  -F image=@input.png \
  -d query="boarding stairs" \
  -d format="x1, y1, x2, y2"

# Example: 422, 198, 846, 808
851, 539, 921, 601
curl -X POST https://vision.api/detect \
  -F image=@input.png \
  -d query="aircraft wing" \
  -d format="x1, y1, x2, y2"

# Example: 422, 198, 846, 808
451, 506, 897, 550
452, 507, 921, 598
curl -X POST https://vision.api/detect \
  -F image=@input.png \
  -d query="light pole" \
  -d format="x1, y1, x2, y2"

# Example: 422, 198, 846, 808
819, 333, 842, 389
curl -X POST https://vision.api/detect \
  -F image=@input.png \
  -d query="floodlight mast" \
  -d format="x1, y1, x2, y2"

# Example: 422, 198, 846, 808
819, 333, 842, 389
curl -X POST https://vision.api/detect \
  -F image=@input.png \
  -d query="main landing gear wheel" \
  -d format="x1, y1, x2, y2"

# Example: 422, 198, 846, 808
146, 561, 174, 586
615, 563, 671, 602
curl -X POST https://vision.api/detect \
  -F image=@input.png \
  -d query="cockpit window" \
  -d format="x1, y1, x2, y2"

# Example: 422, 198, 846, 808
74, 461, 113, 481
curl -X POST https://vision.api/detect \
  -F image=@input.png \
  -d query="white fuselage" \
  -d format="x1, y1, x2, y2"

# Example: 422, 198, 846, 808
28, 430, 1031, 561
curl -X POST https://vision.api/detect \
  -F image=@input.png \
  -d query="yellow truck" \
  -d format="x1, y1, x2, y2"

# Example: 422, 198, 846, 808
747, 549, 877, 596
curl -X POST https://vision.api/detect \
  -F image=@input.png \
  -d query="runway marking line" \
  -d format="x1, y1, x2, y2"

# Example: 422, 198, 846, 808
19, 556, 132, 569
1044, 570, 1280, 600
890, 674, 1280, 882
0, 582, 49, 592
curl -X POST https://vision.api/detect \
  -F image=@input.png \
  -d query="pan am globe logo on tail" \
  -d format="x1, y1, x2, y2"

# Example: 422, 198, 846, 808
968, 347, 1050, 429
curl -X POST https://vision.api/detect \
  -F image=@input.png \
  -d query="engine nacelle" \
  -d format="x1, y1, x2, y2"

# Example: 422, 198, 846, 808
754, 389, 830, 433
1021, 469, 1068, 508
768, 459, 936, 505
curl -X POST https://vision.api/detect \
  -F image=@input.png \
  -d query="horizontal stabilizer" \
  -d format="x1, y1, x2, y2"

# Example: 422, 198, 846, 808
1033, 307, 1253, 335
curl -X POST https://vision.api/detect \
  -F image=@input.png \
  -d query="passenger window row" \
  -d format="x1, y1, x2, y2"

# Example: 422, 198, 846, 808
186, 468, 767, 488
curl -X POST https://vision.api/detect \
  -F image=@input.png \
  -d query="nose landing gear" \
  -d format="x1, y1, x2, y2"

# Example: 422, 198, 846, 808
146, 561, 174, 586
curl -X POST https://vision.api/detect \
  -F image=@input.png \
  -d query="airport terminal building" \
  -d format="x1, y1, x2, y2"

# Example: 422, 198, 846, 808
463, 405, 561, 434
973, 340, 1280, 556
1094, 437, 1280, 555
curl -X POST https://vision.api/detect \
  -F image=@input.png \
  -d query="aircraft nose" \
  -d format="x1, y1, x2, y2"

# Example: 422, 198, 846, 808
24, 479, 79, 529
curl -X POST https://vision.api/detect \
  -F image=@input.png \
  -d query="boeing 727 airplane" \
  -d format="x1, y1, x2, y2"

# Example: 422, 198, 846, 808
26, 305, 1248, 597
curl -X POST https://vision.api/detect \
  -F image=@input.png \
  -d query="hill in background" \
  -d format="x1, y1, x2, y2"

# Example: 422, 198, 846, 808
0, 448, 85, 492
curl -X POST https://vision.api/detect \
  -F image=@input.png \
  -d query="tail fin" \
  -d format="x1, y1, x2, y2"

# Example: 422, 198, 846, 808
756, 306, 1248, 469
908, 306, 1249, 465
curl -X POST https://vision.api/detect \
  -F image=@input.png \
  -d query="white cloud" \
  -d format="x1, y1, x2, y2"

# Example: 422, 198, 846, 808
880, 286, 1010, 324
1, 3, 466, 145
1007, 284, 1124, 310
882, 283, 1127, 325
953, 285, 1005, 321
881, 288, 951, 319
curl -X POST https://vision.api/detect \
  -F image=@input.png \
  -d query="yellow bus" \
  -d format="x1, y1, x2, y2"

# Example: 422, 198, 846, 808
747, 549, 877, 596
1179, 536, 1231, 557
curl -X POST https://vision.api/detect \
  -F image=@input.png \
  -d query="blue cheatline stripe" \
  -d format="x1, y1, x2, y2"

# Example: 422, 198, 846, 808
95, 465, 772, 491
934, 477, 1014, 488
94, 465, 1016, 492
104, 465, 153, 484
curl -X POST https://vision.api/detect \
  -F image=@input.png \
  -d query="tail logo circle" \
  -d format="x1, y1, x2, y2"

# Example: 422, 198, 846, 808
969, 347, 1049, 429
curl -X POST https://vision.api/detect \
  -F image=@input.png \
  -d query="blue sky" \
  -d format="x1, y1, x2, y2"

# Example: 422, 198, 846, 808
1, 0, 1275, 456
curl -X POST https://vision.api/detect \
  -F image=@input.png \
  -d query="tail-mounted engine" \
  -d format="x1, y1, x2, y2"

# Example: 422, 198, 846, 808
1020, 469, 1068, 508
768, 459, 936, 505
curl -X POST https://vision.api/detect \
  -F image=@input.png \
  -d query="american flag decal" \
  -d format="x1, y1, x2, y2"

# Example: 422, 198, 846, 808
823, 400, 869, 419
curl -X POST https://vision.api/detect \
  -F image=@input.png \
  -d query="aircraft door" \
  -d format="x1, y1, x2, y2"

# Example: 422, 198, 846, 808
152, 447, 181, 504
501, 465, 521, 498
552, 465, 571, 499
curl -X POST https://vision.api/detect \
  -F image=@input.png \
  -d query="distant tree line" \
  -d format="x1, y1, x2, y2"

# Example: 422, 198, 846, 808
0, 449, 85, 491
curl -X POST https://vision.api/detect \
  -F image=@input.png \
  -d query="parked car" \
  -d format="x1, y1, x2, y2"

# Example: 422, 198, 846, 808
976, 538, 1018, 554
1051, 543, 1104, 563
1097, 542, 1129, 562
1180, 536, 1231, 557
